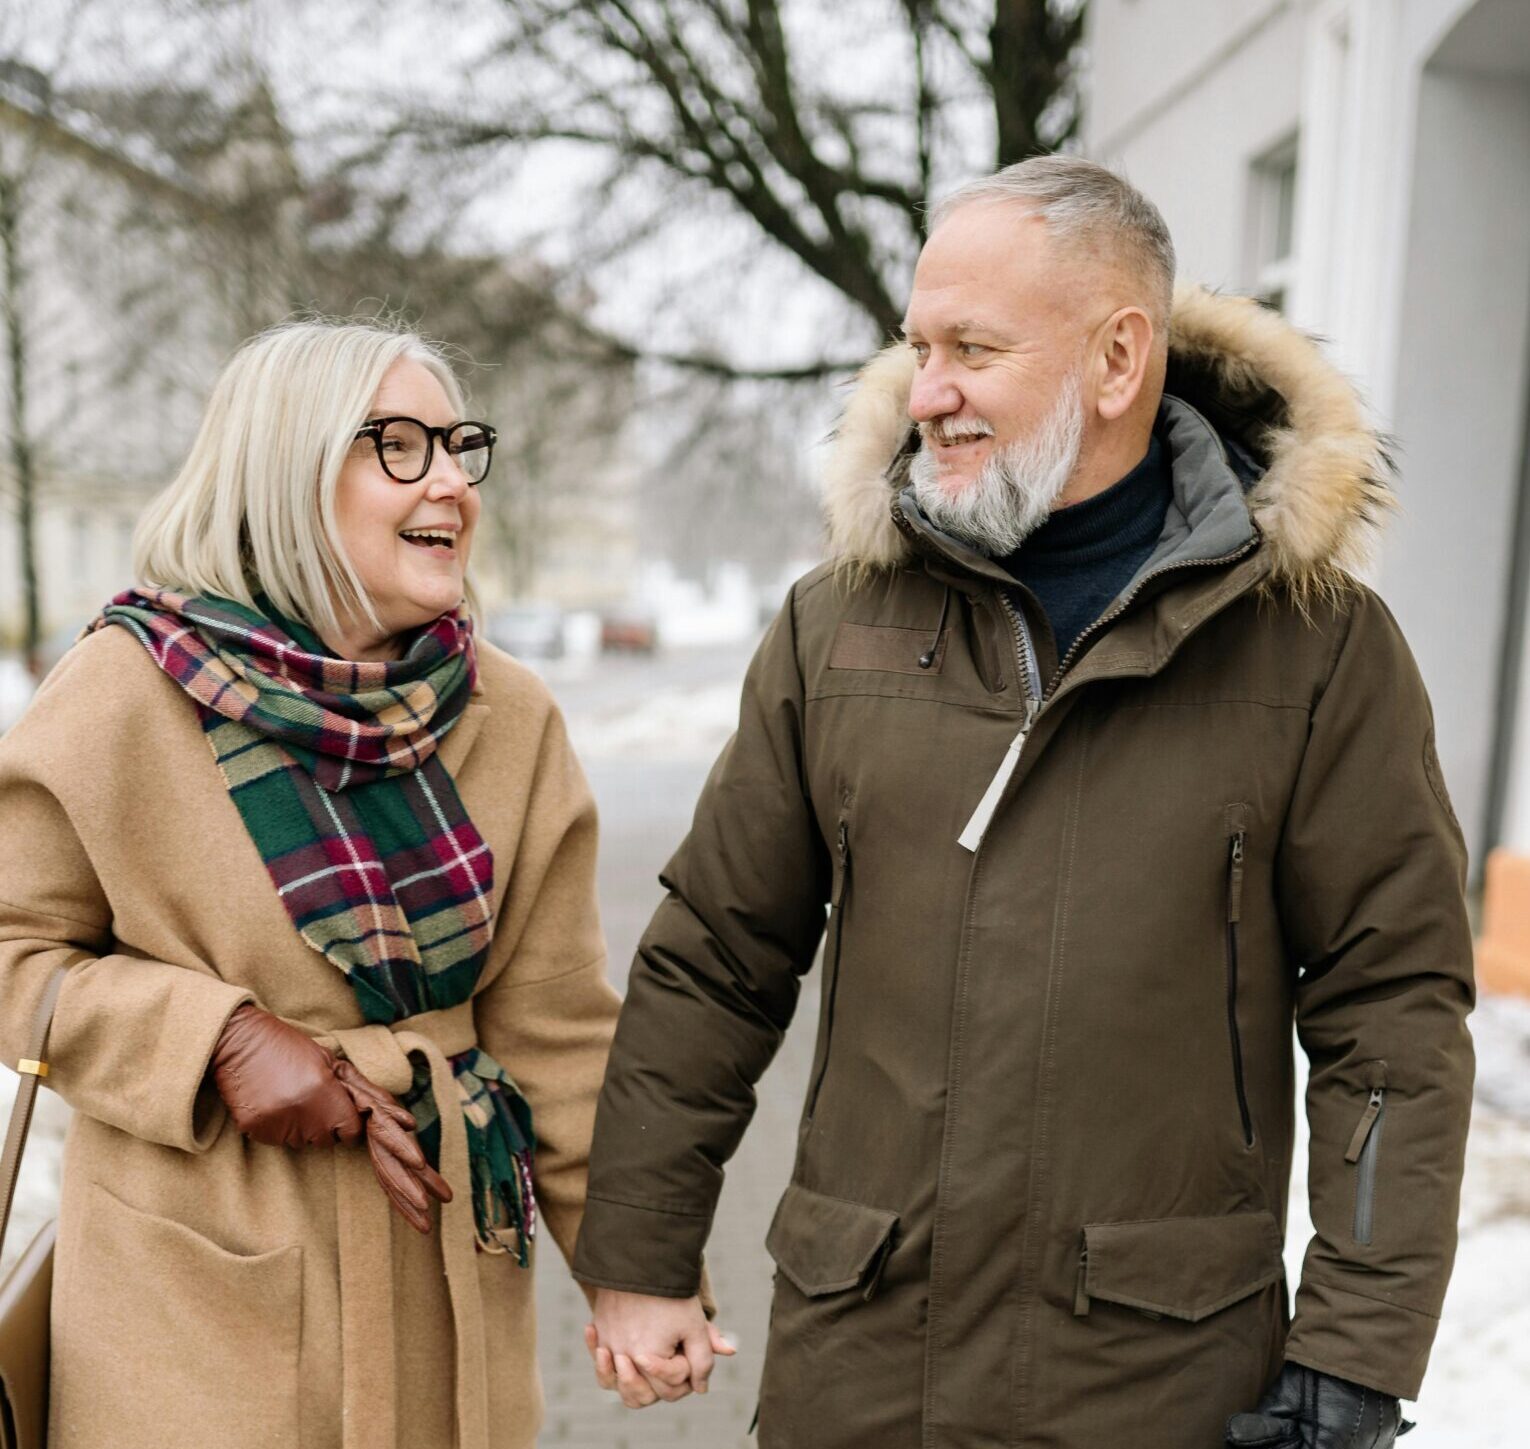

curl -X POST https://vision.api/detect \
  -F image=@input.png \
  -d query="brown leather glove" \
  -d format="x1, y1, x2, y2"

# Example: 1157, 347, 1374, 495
209, 1003, 364, 1148
333, 1060, 453, 1235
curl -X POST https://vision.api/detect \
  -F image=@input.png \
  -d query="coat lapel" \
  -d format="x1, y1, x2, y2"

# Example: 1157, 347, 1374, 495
438, 699, 490, 778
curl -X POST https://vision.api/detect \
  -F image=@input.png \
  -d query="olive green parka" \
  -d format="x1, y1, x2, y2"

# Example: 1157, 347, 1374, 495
573, 286, 1475, 1448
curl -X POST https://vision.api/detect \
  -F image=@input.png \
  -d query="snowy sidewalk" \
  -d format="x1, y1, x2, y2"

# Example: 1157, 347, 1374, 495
1406, 995, 1530, 1446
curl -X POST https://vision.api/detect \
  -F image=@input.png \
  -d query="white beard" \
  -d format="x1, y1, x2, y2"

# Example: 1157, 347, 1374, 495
910, 367, 1086, 557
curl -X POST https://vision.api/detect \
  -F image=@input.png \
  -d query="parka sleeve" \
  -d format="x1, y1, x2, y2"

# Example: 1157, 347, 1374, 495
1277, 586, 1475, 1401
470, 699, 621, 1272
0, 699, 253, 1153
572, 583, 832, 1297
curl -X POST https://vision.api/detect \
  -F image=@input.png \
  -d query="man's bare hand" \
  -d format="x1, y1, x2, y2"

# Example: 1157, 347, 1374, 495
585, 1289, 736, 1409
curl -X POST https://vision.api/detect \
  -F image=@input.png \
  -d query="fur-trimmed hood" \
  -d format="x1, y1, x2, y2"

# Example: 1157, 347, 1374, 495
821, 284, 1393, 604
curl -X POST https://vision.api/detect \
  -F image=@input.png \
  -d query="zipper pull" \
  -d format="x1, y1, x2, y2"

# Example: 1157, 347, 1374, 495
1345, 1087, 1386, 1163
831, 820, 850, 907
958, 704, 1037, 853
1227, 831, 1246, 924
1073, 1246, 1090, 1316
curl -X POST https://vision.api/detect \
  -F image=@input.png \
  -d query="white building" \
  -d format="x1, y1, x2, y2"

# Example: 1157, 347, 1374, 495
1085, 0, 1530, 871
0, 65, 232, 652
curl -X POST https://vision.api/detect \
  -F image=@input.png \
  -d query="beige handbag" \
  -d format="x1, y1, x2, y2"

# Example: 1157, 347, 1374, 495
0, 967, 69, 1449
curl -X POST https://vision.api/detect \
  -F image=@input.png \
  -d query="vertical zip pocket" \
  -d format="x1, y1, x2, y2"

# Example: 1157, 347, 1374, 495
1223, 806, 1254, 1148
1346, 1063, 1389, 1245
805, 808, 852, 1122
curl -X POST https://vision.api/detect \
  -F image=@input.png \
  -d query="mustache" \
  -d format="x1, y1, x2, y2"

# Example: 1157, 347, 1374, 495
921, 417, 996, 448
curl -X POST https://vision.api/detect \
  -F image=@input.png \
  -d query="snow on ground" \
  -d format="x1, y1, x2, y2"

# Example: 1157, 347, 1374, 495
564, 679, 743, 763
1412, 994, 1530, 1447
0, 1084, 69, 1279
1421, 1112, 1530, 1445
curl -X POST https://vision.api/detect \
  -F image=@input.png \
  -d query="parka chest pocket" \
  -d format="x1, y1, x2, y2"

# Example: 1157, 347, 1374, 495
828, 622, 947, 674
766, 1183, 899, 1303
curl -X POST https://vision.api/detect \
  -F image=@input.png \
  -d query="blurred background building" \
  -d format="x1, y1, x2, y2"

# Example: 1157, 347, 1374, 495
0, 38, 648, 672
1086, 0, 1530, 868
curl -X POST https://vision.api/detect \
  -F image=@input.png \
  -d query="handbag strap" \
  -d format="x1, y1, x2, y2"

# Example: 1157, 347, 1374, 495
0, 966, 70, 1257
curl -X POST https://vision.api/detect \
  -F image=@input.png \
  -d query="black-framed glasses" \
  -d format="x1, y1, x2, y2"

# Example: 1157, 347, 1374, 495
353, 415, 497, 485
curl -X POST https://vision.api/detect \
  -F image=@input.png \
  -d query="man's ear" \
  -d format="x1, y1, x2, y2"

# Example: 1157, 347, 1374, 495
1093, 307, 1155, 422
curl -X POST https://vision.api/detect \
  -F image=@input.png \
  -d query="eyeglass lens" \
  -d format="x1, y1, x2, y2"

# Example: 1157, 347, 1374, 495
377, 419, 492, 483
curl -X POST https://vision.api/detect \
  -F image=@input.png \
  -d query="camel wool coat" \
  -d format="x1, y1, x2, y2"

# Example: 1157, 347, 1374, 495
0, 623, 621, 1449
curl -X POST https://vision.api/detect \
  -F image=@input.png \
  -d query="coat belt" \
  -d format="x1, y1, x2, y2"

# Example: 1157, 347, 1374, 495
317, 1001, 489, 1449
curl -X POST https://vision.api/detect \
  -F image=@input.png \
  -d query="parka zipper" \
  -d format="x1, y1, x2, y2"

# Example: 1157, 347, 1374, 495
957, 593, 1039, 851
1042, 394, 1253, 690
1047, 536, 1259, 696
805, 817, 851, 1121
1225, 829, 1254, 1147
1348, 1086, 1387, 1245
957, 537, 1260, 852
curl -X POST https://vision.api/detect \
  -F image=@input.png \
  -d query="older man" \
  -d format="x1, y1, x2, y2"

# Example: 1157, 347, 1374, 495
573, 157, 1474, 1448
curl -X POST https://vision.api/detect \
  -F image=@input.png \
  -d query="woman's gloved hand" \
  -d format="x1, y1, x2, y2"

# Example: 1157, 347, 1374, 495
209, 1006, 452, 1233
209, 1003, 365, 1148
333, 1060, 453, 1235
1226, 1362, 1413, 1448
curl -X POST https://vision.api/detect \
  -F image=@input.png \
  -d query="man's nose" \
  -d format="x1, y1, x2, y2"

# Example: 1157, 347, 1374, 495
906, 355, 964, 423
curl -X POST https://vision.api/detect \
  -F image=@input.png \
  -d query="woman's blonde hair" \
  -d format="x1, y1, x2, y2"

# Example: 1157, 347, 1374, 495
135, 318, 472, 637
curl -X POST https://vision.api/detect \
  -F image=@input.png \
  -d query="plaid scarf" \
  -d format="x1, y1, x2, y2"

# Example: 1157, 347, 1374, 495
88, 588, 536, 1262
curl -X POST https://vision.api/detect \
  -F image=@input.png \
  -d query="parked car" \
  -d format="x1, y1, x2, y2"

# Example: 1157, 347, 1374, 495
599, 607, 659, 655
486, 603, 566, 661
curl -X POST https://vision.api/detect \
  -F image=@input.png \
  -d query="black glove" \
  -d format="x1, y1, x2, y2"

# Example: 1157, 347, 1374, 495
1227, 1363, 1413, 1448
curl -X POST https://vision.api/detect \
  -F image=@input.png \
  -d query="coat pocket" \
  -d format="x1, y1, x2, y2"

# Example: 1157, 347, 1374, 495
765, 1183, 899, 1302
1223, 804, 1254, 1147
1073, 1210, 1284, 1321
54, 1182, 303, 1448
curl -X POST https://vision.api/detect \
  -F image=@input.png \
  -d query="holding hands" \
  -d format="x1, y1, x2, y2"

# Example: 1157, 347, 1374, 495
585, 1289, 736, 1409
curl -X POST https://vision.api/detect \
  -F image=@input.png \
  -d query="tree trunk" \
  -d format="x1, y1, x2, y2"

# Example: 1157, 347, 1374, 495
0, 172, 41, 678
988, 0, 1082, 167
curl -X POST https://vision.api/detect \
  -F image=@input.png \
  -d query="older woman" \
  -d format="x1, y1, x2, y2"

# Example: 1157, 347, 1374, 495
0, 320, 666, 1448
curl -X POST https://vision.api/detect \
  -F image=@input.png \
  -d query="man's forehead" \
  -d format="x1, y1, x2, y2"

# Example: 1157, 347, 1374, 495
899, 311, 1009, 337
905, 238, 1089, 336
901, 275, 1065, 335
904, 207, 1077, 330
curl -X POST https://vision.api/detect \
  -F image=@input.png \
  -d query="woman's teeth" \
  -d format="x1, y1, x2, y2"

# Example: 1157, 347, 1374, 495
399, 529, 455, 549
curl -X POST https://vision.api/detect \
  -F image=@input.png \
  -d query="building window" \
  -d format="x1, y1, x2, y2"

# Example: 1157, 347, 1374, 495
1247, 136, 1299, 313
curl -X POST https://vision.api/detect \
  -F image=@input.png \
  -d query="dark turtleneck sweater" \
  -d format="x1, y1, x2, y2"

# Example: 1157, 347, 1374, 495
997, 428, 1172, 665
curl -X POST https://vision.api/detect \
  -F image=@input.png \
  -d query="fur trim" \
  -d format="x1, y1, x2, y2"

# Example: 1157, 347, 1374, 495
822, 344, 921, 571
820, 284, 1395, 606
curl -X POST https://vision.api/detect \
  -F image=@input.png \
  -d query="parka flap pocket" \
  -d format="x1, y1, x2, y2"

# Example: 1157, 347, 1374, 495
766, 1184, 899, 1297
1081, 1210, 1283, 1322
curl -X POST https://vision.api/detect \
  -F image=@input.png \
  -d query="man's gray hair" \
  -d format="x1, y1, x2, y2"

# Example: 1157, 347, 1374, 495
930, 156, 1176, 331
